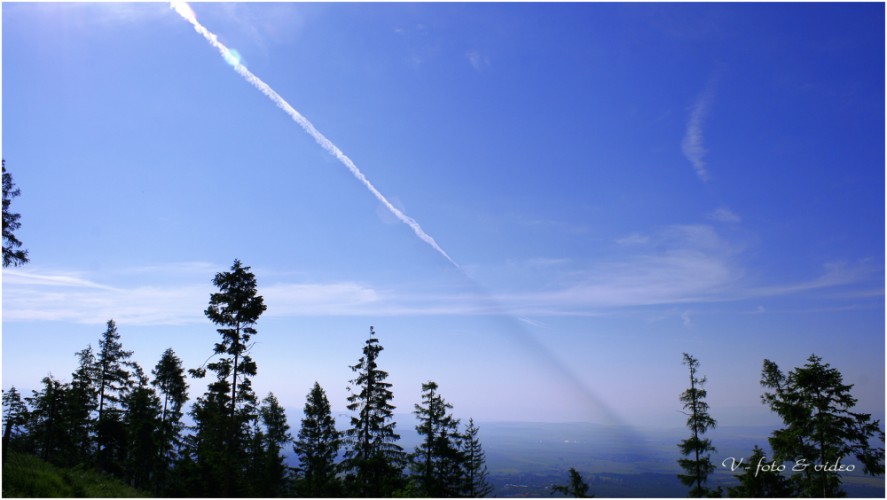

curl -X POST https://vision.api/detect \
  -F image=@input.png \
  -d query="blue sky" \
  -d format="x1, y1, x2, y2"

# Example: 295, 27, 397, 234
2, 2, 884, 428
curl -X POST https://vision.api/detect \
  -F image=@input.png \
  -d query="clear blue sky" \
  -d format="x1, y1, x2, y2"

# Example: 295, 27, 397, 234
2, 2, 884, 428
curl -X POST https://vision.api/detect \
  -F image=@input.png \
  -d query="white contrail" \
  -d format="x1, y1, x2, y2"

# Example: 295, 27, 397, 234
170, 1, 459, 269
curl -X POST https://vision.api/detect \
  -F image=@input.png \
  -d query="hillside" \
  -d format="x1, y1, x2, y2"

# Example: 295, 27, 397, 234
1, 450, 147, 498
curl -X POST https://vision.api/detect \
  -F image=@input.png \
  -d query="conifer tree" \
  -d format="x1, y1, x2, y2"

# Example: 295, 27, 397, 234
185, 380, 234, 496
677, 353, 718, 497
94, 319, 134, 474
343, 326, 405, 497
726, 445, 792, 497
294, 381, 342, 497
761, 355, 885, 497
551, 467, 591, 498
190, 259, 266, 496
412, 381, 464, 497
122, 363, 163, 491
461, 418, 493, 497
2, 160, 29, 268
67, 345, 99, 463
256, 392, 293, 497
2, 386, 30, 450
203, 258, 266, 434
152, 347, 189, 475
26, 376, 70, 461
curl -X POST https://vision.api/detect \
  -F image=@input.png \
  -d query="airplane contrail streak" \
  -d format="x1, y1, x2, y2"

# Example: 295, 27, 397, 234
170, 1, 459, 269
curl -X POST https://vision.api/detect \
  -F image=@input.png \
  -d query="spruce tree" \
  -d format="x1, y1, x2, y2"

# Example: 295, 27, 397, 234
152, 347, 189, 477
726, 445, 792, 497
122, 363, 163, 491
67, 345, 99, 463
677, 353, 718, 497
191, 258, 266, 496
343, 326, 405, 497
761, 355, 885, 497
2, 160, 29, 267
203, 258, 266, 432
2, 386, 30, 450
551, 467, 591, 498
412, 381, 464, 497
256, 392, 293, 497
94, 319, 134, 474
461, 418, 493, 497
25, 376, 70, 462
294, 381, 342, 497
185, 380, 234, 496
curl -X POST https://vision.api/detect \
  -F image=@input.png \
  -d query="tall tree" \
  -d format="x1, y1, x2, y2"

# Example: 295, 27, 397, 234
190, 258, 266, 496
67, 345, 99, 463
122, 363, 163, 491
2, 386, 30, 450
411, 381, 464, 497
294, 382, 342, 497
726, 445, 792, 498
2, 160, 29, 267
95, 320, 134, 422
203, 258, 266, 435
551, 467, 592, 498
761, 354, 885, 497
25, 376, 70, 462
152, 347, 189, 476
255, 392, 293, 497
343, 326, 405, 497
185, 379, 234, 496
677, 353, 718, 498
94, 319, 134, 473
461, 418, 493, 497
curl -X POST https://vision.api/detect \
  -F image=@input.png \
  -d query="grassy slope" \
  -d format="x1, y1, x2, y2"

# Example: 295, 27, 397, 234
2, 450, 146, 498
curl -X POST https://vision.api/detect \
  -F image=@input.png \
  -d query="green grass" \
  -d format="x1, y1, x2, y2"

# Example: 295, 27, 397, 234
2, 450, 147, 497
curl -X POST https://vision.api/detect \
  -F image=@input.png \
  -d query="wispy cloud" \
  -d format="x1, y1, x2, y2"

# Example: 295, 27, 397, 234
466, 49, 490, 72
3, 269, 117, 290
708, 207, 741, 223
3, 251, 878, 325
682, 85, 715, 182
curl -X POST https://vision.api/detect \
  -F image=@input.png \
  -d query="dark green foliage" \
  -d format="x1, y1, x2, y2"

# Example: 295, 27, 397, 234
255, 392, 293, 497
677, 353, 717, 498
551, 467, 592, 498
294, 381, 342, 497
761, 354, 885, 497
185, 379, 237, 496
187, 258, 267, 496
67, 345, 99, 464
26, 376, 70, 461
152, 347, 189, 492
411, 380, 464, 497
343, 326, 406, 497
2, 160, 29, 268
122, 363, 163, 492
2, 449, 148, 498
3, 386, 30, 450
726, 445, 792, 497
94, 319, 134, 474
461, 418, 493, 497
204, 258, 266, 425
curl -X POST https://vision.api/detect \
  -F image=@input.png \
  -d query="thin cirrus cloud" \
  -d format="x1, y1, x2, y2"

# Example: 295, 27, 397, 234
466, 49, 490, 71
2, 235, 876, 325
682, 85, 715, 182
708, 207, 741, 223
